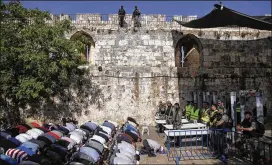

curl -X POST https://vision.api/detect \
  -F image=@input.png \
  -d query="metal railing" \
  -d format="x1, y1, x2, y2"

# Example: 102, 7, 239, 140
166, 129, 272, 165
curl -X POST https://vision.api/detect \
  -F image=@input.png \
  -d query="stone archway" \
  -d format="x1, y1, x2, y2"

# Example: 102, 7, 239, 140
70, 30, 95, 62
174, 34, 203, 105
175, 34, 203, 68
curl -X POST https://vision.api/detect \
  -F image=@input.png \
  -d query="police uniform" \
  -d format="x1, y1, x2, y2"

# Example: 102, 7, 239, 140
209, 110, 219, 127
185, 101, 193, 120
201, 103, 211, 125
190, 104, 200, 122
118, 6, 126, 27
132, 6, 141, 27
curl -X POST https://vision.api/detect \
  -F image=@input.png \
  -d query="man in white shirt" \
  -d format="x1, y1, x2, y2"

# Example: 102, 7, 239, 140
112, 141, 140, 161
109, 150, 140, 165
26, 129, 40, 139
141, 139, 164, 157
116, 141, 135, 154
90, 135, 106, 145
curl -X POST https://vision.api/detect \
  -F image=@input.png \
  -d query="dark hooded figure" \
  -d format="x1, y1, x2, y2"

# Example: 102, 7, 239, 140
118, 5, 126, 27
132, 6, 141, 27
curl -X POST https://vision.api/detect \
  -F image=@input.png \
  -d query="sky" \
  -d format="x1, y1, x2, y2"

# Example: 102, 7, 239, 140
20, 1, 271, 17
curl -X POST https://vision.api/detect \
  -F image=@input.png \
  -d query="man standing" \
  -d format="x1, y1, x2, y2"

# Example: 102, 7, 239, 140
185, 101, 192, 119
190, 103, 200, 122
165, 101, 174, 124
201, 102, 211, 125
209, 104, 218, 127
172, 103, 183, 129
211, 106, 230, 157
217, 100, 227, 113
132, 6, 141, 27
118, 6, 126, 27
214, 107, 230, 129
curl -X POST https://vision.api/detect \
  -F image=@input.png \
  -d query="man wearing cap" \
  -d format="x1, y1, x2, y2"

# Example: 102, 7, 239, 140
118, 6, 126, 27
141, 139, 164, 157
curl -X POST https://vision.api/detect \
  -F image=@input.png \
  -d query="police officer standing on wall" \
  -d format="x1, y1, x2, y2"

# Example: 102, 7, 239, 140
132, 6, 141, 27
118, 5, 126, 27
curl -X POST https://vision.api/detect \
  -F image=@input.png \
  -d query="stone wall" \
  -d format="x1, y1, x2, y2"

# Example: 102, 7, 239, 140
60, 14, 271, 125
178, 37, 272, 115
66, 29, 179, 125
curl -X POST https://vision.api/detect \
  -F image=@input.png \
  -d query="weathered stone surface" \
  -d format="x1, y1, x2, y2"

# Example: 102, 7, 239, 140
62, 16, 272, 125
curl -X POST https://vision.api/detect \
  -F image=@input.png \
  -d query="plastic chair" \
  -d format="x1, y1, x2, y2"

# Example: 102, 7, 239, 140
141, 126, 149, 136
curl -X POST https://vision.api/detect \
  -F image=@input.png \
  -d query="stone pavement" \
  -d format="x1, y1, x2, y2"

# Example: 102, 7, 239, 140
137, 126, 227, 164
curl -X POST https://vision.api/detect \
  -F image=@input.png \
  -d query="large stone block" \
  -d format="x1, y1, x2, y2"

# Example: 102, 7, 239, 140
148, 40, 155, 45
119, 40, 128, 46
163, 46, 174, 53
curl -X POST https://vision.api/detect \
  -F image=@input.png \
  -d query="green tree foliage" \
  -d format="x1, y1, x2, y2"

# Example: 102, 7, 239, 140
0, 1, 88, 123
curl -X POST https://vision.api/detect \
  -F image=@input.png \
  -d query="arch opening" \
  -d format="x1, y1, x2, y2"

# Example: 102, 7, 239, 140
175, 34, 203, 106
70, 31, 95, 62
175, 34, 203, 68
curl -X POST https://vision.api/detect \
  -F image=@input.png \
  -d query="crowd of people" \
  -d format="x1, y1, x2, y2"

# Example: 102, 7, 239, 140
155, 100, 268, 163
0, 115, 168, 165
156, 100, 265, 139
0, 118, 119, 165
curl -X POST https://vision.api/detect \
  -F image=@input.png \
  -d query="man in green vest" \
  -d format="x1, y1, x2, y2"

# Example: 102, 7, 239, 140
185, 101, 193, 120
209, 104, 219, 127
201, 102, 211, 125
190, 103, 200, 122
